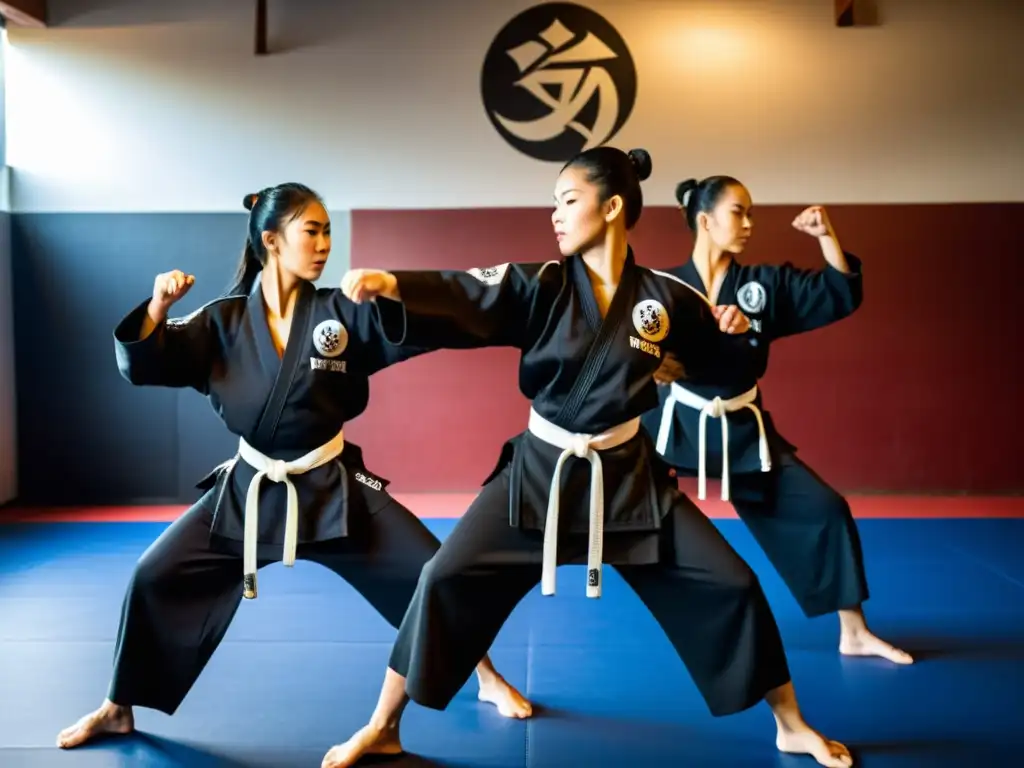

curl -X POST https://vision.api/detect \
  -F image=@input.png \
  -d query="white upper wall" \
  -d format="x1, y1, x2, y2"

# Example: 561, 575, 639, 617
5, 0, 1023, 212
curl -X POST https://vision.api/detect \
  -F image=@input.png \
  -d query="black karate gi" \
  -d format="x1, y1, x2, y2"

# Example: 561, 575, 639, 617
107, 274, 434, 715
374, 250, 792, 717
640, 255, 869, 617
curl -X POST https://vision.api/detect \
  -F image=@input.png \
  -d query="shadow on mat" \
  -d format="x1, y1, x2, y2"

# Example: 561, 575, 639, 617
779, 626, 1024, 664
350, 756, 448, 767
868, 634, 1024, 663
116, 734, 452, 768
852, 738, 971, 756
525, 703, 702, 732
61, 734, 252, 767
847, 739, 1021, 765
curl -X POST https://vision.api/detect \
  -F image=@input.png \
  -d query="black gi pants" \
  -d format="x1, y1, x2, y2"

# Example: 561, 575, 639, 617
388, 470, 792, 718
107, 495, 440, 714
714, 452, 870, 618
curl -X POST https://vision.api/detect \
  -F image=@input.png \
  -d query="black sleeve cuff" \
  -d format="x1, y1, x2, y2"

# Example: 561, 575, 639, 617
827, 251, 862, 279
113, 299, 162, 347
372, 298, 408, 346
391, 270, 451, 318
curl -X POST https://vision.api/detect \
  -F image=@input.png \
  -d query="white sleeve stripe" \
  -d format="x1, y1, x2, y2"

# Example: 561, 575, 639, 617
649, 268, 713, 307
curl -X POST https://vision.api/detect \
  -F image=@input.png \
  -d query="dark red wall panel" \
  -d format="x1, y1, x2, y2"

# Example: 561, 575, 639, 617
347, 204, 1023, 495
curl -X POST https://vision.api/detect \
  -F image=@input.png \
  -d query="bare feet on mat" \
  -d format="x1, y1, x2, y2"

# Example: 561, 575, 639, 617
776, 726, 853, 767
840, 629, 914, 664
477, 675, 533, 718
321, 724, 403, 768
56, 701, 134, 748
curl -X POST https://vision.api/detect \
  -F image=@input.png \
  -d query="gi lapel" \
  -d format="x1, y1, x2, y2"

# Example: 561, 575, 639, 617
678, 260, 704, 295
251, 278, 316, 447
678, 258, 737, 306
553, 250, 639, 427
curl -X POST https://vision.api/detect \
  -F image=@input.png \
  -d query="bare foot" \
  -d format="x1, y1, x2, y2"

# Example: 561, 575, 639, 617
321, 724, 403, 768
840, 630, 914, 664
478, 676, 533, 718
56, 701, 134, 749
777, 726, 853, 767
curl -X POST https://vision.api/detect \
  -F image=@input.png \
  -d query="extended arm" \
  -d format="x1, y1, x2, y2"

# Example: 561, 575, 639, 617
336, 292, 438, 375
343, 261, 553, 352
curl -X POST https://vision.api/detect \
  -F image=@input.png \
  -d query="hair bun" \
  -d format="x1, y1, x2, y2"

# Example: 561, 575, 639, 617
675, 178, 698, 207
242, 193, 259, 211
626, 148, 652, 182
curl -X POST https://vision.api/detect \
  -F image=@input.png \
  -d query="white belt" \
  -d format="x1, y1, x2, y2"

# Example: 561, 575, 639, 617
236, 429, 346, 599
655, 383, 770, 501
527, 407, 639, 599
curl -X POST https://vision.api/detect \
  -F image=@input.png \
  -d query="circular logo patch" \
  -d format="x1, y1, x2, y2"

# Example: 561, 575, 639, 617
313, 319, 348, 358
632, 299, 669, 343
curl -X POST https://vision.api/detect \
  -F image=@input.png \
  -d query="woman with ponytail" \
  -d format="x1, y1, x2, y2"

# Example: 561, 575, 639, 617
327, 150, 852, 768
57, 183, 531, 752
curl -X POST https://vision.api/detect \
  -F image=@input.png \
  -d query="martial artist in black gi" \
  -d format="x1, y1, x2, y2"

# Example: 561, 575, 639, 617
56, 183, 530, 751
641, 176, 912, 666
326, 150, 853, 768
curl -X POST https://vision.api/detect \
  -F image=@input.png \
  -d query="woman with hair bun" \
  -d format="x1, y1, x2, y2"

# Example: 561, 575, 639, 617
643, 175, 911, 667
56, 182, 530, 752
328, 151, 852, 768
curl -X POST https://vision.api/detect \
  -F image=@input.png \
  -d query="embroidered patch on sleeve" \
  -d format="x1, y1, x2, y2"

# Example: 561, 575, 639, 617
466, 263, 510, 286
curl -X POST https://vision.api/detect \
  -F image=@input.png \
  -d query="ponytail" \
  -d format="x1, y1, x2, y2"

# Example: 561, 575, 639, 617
224, 183, 322, 296
226, 238, 263, 296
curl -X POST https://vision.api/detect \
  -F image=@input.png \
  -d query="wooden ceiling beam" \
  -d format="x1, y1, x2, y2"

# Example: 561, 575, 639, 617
835, 0, 855, 27
0, 0, 47, 28
255, 0, 268, 55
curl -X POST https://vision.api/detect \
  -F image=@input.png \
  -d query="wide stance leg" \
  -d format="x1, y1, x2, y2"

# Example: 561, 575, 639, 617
322, 478, 542, 768
388, 479, 542, 710
618, 492, 853, 767
58, 498, 244, 748
303, 497, 448, 630
305, 497, 532, 718
615, 493, 791, 717
732, 454, 911, 664
732, 453, 868, 618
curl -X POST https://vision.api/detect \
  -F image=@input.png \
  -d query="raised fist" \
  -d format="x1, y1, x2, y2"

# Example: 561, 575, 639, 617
791, 205, 833, 238
153, 270, 195, 309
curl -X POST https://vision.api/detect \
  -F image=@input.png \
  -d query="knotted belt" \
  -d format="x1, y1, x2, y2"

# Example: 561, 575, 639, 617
236, 429, 346, 598
527, 408, 640, 599
654, 383, 769, 500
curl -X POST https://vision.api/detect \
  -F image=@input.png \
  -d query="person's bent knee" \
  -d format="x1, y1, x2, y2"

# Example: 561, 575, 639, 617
714, 554, 761, 596
816, 488, 853, 526
416, 548, 467, 594
129, 551, 170, 596
416, 553, 443, 592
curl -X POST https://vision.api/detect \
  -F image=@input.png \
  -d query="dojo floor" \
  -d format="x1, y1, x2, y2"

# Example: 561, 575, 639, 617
1, 495, 1022, 767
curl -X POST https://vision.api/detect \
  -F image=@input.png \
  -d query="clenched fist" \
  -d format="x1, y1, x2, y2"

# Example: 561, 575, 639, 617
341, 269, 399, 303
144, 270, 195, 327
791, 205, 833, 238
712, 304, 750, 334
152, 270, 195, 309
